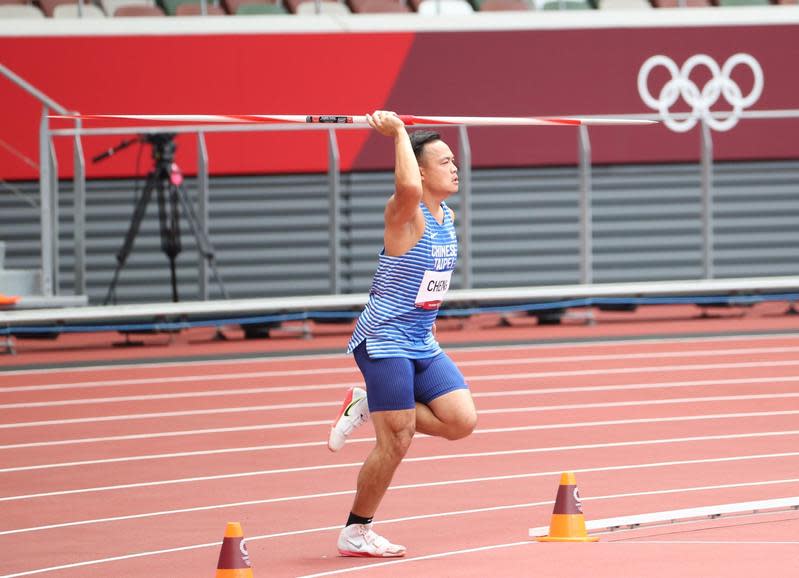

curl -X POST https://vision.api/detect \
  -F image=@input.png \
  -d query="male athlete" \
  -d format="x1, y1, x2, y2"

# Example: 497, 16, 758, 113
326, 110, 478, 557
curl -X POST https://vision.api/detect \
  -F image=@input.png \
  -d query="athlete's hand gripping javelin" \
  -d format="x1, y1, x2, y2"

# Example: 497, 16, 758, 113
365, 110, 405, 137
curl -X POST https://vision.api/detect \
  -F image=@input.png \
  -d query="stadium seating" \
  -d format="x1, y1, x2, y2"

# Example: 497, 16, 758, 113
537, 0, 592, 9
234, 1, 288, 12
598, 0, 651, 8
38, 0, 91, 16
223, 0, 283, 12
293, 1, 350, 13
293, 0, 351, 12
113, 3, 165, 13
158, 0, 223, 14
715, 0, 769, 4
652, 0, 710, 7
102, 0, 150, 15
53, 2, 107, 15
285, 0, 350, 12
158, 0, 182, 13
0, 3, 45, 15
478, 0, 531, 10
348, 0, 411, 12
0, 0, 790, 20
414, 0, 474, 12
175, 2, 225, 12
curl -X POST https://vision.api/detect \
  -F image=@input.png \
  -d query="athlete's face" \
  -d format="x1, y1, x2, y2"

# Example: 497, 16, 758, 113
420, 140, 458, 196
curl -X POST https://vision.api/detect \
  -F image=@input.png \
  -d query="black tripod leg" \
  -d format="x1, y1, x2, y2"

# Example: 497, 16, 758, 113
158, 179, 182, 303
174, 184, 229, 299
104, 175, 156, 305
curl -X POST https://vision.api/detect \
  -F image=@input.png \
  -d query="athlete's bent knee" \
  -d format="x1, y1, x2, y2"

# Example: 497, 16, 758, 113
379, 424, 415, 461
445, 411, 477, 441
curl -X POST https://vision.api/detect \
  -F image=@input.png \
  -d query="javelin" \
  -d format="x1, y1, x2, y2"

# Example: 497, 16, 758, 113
49, 113, 656, 127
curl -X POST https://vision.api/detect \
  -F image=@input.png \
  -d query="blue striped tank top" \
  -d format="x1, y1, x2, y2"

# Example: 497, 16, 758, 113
347, 201, 458, 359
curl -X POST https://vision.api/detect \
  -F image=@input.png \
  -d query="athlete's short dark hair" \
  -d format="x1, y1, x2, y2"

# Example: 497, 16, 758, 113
409, 130, 441, 163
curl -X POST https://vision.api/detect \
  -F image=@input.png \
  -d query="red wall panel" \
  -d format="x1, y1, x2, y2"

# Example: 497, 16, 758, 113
0, 32, 415, 179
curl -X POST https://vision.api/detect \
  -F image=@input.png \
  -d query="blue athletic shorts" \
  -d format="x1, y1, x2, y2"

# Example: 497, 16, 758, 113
352, 340, 469, 412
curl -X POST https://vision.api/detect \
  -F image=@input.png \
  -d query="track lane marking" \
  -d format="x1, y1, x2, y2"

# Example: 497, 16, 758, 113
3, 430, 799, 500
3, 476, 799, 576
0, 393, 799, 474
6, 344, 799, 394
2, 453, 799, 537
6, 357, 799, 404
4, 399, 799, 450
4, 387, 799, 430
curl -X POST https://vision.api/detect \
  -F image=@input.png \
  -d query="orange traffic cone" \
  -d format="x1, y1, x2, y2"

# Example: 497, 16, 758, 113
536, 472, 599, 542
215, 522, 254, 577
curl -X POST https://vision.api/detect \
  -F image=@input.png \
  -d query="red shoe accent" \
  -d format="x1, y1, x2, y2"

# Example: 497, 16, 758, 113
331, 387, 355, 426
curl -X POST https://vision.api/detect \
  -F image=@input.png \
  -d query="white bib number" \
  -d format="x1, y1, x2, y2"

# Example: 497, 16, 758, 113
414, 270, 452, 310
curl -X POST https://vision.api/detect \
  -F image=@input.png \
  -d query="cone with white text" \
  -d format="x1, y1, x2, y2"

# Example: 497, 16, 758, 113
215, 522, 254, 577
536, 472, 599, 542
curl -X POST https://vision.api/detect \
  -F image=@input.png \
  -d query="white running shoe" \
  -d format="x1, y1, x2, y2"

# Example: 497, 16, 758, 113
337, 523, 406, 558
327, 386, 370, 452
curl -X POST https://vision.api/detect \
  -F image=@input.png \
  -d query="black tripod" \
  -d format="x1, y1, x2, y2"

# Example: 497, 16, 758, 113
95, 134, 228, 305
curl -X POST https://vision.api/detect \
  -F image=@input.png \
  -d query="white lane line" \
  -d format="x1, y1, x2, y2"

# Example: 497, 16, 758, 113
4, 385, 799, 431
625, 540, 799, 544
7, 344, 799, 395
6, 357, 799, 406
477, 392, 799, 416
296, 508, 799, 578
7, 374, 799, 410
6, 357, 799, 409
0, 401, 338, 429
0, 383, 360, 408
4, 332, 798, 378
4, 395, 799, 451
3, 476, 799, 577
296, 541, 536, 578
0, 540, 223, 578
0, 374, 360, 396
0, 393, 799, 452
461, 345, 799, 368
2, 452, 799, 538
4, 430, 799, 500
0, 422, 333, 450
300, 529, 799, 578
5, 360, 799, 410
477, 375, 799, 400
0, 352, 344, 377
299, 519, 799, 578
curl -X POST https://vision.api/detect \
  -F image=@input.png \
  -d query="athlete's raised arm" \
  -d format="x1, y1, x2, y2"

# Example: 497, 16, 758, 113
366, 111, 424, 255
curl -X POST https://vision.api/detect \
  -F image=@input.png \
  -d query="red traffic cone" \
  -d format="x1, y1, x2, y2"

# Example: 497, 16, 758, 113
536, 472, 599, 542
215, 522, 254, 577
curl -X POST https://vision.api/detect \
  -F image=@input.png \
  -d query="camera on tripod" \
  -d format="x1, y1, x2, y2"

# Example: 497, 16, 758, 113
94, 133, 227, 305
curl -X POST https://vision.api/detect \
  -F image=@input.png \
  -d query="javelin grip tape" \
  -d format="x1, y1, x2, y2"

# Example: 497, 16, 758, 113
307, 115, 352, 123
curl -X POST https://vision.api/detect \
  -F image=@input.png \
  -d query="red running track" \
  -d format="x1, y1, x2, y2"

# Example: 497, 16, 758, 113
1, 318, 799, 576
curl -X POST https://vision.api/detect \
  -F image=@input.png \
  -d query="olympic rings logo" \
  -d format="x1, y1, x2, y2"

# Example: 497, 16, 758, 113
637, 54, 763, 133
